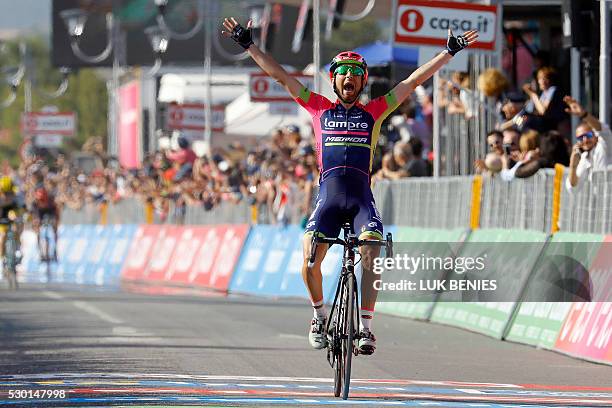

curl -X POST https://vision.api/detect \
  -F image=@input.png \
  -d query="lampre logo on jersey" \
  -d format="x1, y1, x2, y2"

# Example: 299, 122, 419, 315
323, 117, 369, 131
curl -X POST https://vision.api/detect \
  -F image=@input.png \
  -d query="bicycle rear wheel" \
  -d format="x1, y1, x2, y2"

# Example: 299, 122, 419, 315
341, 275, 356, 400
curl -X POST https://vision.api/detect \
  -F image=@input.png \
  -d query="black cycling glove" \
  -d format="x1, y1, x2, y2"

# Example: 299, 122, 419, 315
446, 31, 469, 56
230, 23, 254, 50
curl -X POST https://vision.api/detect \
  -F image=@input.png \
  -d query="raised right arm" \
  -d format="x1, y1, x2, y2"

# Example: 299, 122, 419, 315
247, 45, 304, 100
222, 17, 304, 100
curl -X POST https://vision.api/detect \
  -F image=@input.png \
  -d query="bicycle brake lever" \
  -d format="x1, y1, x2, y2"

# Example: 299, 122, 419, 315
386, 233, 393, 258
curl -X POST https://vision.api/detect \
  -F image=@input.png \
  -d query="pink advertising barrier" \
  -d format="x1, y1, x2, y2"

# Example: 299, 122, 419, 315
554, 235, 612, 364
121, 225, 161, 281
120, 224, 249, 292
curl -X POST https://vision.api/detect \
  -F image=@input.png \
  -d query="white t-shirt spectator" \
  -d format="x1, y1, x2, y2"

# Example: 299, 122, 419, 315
565, 124, 610, 192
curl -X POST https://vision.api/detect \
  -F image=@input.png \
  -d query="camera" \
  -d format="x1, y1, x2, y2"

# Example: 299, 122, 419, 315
503, 143, 512, 155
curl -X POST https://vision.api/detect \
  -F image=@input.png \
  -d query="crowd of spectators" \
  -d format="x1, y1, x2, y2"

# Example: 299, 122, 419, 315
5, 128, 321, 226
3, 83, 435, 225
5, 54, 608, 226
437, 56, 610, 188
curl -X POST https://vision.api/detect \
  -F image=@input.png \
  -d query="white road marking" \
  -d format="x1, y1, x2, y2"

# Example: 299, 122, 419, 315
459, 389, 485, 394
0, 373, 522, 387
112, 326, 153, 337
42, 290, 65, 300
98, 336, 164, 343
279, 333, 307, 340
71, 301, 124, 324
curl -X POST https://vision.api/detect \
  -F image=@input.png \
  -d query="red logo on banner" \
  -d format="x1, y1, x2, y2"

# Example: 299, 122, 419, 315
399, 9, 424, 32
145, 226, 180, 281
253, 78, 269, 95
169, 109, 184, 123
121, 224, 248, 292
164, 227, 207, 283
121, 225, 161, 281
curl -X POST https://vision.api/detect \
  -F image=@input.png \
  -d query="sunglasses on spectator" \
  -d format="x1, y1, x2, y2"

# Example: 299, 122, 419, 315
576, 131, 594, 141
334, 65, 365, 76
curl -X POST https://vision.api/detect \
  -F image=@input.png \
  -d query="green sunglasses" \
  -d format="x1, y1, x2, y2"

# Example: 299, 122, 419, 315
334, 65, 365, 76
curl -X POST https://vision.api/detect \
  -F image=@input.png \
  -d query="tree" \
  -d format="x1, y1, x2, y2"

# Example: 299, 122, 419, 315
321, 17, 383, 63
0, 35, 107, 167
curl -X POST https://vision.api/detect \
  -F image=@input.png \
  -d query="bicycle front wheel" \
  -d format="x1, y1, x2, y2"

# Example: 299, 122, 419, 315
332, 277, 345, 398
4, 237, 18, 290
341, 275, 356, 400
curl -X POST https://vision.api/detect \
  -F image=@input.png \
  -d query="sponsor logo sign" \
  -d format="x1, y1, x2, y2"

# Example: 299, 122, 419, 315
121, 225, 161, 281
145, 227, 180, 281
249, 72, 314, 102
324, 136, 368, 144
166, 103, 225, 132
394, 0, 497, 51
21, 112, 77, 136
555, 302, 612, 363
269, 102, 298, 116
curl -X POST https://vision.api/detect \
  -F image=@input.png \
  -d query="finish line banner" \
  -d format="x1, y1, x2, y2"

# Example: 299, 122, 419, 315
373, 242, 611, 302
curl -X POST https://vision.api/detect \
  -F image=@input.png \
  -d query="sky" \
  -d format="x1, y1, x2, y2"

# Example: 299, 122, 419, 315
0, 0, 51, 36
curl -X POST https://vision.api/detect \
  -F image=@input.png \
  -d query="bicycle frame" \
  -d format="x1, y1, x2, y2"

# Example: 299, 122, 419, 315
325, 225, 359, 366
309, 223, 392, 399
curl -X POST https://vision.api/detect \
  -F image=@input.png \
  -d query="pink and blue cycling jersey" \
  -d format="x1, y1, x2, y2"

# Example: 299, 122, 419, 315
294, 87, 400, 182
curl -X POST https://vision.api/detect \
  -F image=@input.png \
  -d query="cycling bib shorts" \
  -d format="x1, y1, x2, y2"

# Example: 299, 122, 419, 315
304, 175, 383, 239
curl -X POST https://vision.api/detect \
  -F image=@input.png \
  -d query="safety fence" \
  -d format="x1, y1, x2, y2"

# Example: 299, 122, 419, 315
60, 166, 612, 235
437, 56, 498, 177
9, 223, 611, 365
372, 166, 612, 235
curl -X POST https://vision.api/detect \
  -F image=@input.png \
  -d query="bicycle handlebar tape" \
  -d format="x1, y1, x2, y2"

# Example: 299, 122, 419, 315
386, 233, 394, 258
231, 24, 254, 50
446, 33, 468, 56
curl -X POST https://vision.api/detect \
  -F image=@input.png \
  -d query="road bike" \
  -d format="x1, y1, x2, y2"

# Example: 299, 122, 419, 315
1, 217, 21, 290
309, 223, 392, 400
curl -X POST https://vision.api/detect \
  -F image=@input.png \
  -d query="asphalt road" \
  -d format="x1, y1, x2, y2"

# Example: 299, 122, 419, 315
0, 283, 610, 407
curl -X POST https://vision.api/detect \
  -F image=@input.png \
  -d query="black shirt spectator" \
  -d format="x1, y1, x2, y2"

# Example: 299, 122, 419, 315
404, 138, 430, 177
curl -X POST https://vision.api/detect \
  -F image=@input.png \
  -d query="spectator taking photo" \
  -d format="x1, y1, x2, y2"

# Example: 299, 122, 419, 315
564, 96, 610, 192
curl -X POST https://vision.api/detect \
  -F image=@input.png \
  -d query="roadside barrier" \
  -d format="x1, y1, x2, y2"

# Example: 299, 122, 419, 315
549, 234, 612, 364
15, 225, 136, 287
505, 232, 604, 349
376, 227, 468, 320
430, 229, 549, 339
228, 225, 345, 300
120, 224, 248, 292
9, 223, 611, 365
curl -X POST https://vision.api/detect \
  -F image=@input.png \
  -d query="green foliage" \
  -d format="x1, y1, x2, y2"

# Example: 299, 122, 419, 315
321, 17, 383, 63
0, 35, 107, 167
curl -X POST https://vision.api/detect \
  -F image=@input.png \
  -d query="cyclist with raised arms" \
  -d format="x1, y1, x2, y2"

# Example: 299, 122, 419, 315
222, 18, 477, 354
